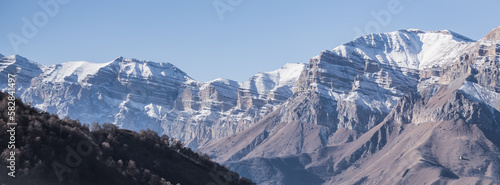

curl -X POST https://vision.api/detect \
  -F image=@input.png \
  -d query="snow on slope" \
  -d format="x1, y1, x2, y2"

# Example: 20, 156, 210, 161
201, 28, 500, 185
0, 55, 42, 72
0, 55, 43, 93
1, 29, 486, 155
296, 29, 477, 127
332, 29, 475, 70
162, 63, 306, 148
41, 61, 111, 83
460, 81, 500, 112
200, 78, 240, 98
112, 57, 189, 80
241, 63, 305, 99
0, 53, 308, 148
39, 57, 192, 85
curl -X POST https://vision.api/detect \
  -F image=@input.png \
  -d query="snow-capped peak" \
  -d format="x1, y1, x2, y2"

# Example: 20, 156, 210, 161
398, 29, 474, 42
108, 57, 191, 81
202, 78, 240, 89
40, 61, 110, 83
0, 54, 43, 71
404, 28, 423, 32
241, 63, 305, 98
271, 63, 306, 86
207, 77, 238, 85
331, 29, 475, 70
3, 54, 31, 64
200, 78, 240, 98
38, 56, 192, 84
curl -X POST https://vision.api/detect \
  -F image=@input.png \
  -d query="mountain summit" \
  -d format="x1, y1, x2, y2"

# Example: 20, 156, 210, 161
200, 27, 500, 184
0, 54, 306, 148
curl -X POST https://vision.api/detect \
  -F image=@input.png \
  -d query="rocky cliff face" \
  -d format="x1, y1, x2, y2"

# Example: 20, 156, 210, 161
1, 27, 499, 184
202, 29, 475, 158
162, 63, 306, 148
0, 54, 305, 148
200, 28, 500, 184
0, 55, 43, 93
287, 29, 474, 131
20, 57, 190, 133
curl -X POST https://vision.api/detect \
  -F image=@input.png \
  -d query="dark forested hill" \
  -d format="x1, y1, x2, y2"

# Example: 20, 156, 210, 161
0, 91, 253, 185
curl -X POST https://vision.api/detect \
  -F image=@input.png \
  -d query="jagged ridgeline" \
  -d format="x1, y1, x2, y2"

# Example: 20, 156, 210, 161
1, 26, 499, 184
0, 92, 254, 185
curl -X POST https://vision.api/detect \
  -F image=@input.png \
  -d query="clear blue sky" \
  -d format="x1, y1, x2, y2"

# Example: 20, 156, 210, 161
1, 0, 499, 82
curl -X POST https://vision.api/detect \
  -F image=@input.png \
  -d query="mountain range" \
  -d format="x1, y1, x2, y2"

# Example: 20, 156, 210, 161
1, 27, 499, 184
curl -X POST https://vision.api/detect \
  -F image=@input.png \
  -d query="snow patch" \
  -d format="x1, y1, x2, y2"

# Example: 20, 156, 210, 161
460, 81, 500, 112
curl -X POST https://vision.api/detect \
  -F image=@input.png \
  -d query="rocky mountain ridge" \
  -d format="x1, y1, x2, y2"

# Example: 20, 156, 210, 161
199, 27, 500, 184
0, 53, 305, 148
1, 27, 499, 184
